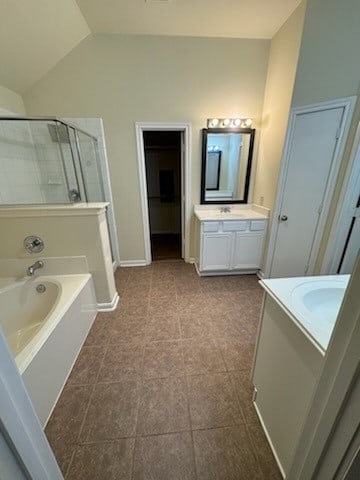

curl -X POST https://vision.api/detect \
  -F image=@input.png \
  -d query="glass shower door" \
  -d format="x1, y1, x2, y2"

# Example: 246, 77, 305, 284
75, 131, 105, 202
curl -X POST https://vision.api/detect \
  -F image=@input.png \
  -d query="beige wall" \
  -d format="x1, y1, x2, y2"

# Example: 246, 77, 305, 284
290, 0, 360, 271
253, 1, 306, 211
0, 84, 26, 114
23, 34, 270, 261
292, 0, 360, 107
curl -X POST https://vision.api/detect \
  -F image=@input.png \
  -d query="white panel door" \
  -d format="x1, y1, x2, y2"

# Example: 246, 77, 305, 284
270, 107, 344, 278
201, 233, 232, 270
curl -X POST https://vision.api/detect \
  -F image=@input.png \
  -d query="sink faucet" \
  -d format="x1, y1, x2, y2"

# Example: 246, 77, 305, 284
220, 206, 231, 213
27, 260, 44, 276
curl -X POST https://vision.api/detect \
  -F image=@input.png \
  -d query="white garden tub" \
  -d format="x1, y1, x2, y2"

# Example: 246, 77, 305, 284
0, 274, 97, 425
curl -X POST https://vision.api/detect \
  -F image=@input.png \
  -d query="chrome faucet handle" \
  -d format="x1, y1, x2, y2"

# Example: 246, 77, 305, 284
24, 236, 44, 253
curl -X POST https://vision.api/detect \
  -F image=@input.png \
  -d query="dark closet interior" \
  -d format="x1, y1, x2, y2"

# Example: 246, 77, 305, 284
143, 131, 182, 260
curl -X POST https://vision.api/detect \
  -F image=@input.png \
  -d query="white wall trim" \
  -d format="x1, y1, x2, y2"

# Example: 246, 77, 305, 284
321, 121, 360, 274
135, 122, 191, 264
119, 259, 148, 267
97, 291, 119, 311
263, 96, 356, 278
97, 118, 121, 267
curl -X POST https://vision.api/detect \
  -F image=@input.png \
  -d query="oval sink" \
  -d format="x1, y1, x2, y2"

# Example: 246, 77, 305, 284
290, 277, 348, 349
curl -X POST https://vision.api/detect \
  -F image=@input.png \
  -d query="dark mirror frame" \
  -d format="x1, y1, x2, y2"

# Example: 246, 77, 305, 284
200, 127, 255, 204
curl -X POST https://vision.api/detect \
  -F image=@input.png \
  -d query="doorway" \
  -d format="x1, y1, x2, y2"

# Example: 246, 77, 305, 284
143, 131, 182, 261
135, 122, 191, 265
321, 120, 360, 275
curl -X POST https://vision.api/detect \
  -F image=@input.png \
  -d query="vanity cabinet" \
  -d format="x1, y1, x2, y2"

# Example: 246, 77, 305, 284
196, 217, 267, 275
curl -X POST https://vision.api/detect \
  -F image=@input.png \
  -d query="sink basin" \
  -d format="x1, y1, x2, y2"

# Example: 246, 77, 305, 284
290, 277, 348, 349
199, 210, 245, 219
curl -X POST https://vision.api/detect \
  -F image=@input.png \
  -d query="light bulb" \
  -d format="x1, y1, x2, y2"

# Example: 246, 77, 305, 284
209, 118, 219, 128
222, 118, 230, 127
233, 119, 241, 127
245, 118, 253, 127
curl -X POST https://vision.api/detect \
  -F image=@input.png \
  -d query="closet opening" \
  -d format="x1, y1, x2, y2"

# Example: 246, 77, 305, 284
143, 130, 182, 261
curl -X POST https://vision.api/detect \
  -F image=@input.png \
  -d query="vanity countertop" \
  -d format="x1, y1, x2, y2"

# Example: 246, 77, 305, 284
194, 204, 269, 221
260, 274, 350, 352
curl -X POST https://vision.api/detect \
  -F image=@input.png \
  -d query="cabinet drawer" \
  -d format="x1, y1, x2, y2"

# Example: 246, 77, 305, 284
203, 221, 219, 232
250, 220, 266, 231
223, 220, 248, 232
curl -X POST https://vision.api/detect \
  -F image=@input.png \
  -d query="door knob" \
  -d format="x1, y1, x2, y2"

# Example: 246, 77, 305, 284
279, 215, 288, 222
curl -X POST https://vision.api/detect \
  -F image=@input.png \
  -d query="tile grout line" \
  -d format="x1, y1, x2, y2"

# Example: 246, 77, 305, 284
180, 320, 199, 480
130, 273, 151, 480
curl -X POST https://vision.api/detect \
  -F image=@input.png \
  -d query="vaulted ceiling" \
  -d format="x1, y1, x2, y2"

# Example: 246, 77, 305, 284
0, 0, 302, 94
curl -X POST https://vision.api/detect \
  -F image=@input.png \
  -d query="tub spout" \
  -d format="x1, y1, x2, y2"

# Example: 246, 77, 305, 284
27, 260, 44, 276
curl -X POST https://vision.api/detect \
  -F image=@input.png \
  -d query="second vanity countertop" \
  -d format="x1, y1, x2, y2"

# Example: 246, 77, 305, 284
194, 204, 269, 221
260, 274, 350, 353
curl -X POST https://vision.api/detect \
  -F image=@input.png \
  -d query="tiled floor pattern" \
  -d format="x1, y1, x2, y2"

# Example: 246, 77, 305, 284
45, 261, 282, 480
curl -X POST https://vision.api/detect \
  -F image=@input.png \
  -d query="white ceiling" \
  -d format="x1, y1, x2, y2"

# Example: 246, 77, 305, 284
0, 0, 302, 95
0, 0, 90, 94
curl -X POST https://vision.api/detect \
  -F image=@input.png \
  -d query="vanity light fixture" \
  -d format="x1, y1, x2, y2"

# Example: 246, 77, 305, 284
208, 118, 220, 128
207, 118, 253, 129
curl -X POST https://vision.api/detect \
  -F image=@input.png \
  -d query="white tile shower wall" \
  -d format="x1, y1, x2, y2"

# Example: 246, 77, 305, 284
0, 121, 44, 204
31, 122, 70, 203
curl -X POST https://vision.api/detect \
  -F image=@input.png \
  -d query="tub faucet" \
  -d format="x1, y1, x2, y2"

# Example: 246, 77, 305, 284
27, 260, 44, 277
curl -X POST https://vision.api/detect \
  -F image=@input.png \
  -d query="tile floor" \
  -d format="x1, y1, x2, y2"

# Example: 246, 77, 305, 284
45, 261, 282, 480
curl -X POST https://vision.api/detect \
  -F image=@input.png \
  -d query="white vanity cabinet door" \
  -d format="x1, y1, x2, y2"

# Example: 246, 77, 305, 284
201, 232, 232, 271
232, 232, 264, 269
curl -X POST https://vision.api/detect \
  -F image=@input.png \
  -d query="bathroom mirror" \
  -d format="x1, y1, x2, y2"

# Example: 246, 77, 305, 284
200, 128, 255, 204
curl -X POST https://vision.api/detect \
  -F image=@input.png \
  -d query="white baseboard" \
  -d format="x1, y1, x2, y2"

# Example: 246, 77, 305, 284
253, 400, 286, 479
119, 260, 148, 267
257, 269, 265, 279
188, 257, 195, 264
97, 291, 119, 312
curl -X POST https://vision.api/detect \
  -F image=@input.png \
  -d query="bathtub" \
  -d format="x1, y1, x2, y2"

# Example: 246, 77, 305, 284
0, 274, 97, 426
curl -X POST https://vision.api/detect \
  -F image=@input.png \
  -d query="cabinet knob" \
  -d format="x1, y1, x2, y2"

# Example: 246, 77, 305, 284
279, 215, 288, 222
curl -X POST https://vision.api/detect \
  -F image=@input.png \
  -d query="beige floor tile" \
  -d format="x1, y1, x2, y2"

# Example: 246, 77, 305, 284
217, 338, 255, 372
137, 377, 190, 435
45, 385, 93, 475
182, 338, 227, 375
229, 370, 260, 424
108, 316, 148, 344
146, 314, 181, 341
187, 372, 243, 430
67, 346, 106, 385
67, 439, 135, 480
248, 424, 283, 479
143, 341, 185, 378
193, 426, 262, 480
97, 342, 144, 382
80, 380, 140, 441
133, 432, 196, 480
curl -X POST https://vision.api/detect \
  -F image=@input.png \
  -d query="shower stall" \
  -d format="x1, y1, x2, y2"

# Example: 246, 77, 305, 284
0, 117, 119, 263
